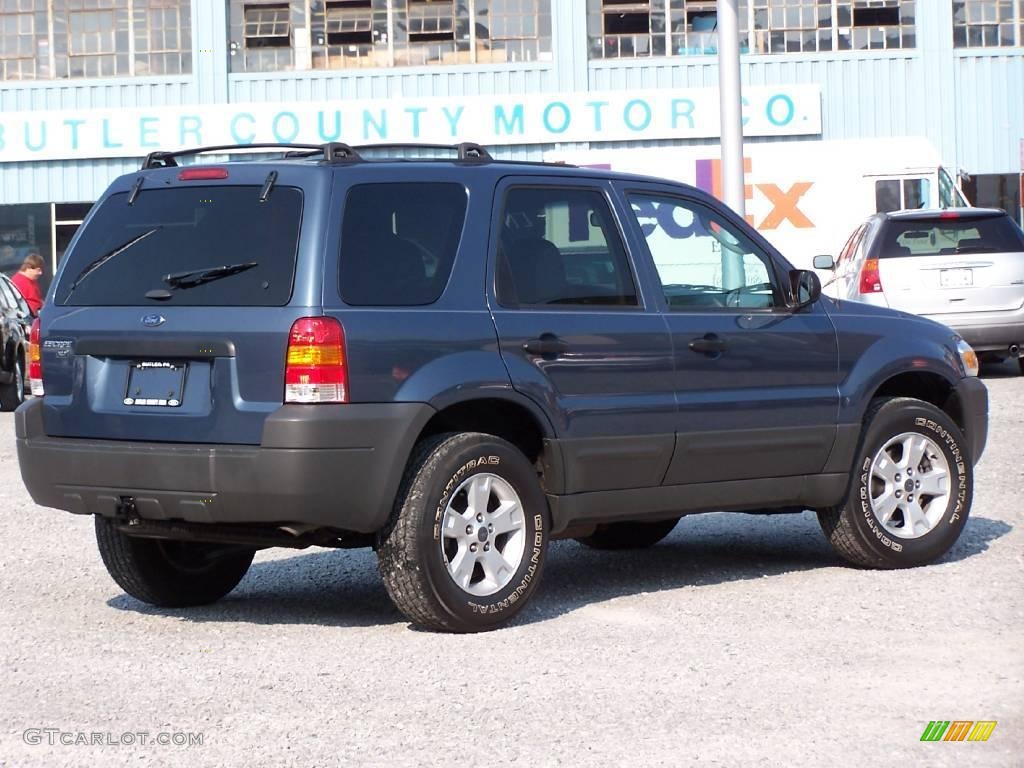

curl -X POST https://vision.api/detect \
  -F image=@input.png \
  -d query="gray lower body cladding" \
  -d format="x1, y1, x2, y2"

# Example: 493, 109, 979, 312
15, 398, 435, 533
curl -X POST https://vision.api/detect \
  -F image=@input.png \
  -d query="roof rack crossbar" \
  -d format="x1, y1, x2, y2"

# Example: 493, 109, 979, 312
140, 142, 358, 170
349, 142, 493, 163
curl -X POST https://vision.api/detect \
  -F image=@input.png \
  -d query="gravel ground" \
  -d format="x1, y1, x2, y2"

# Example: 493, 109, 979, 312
1, 364, 1022, 768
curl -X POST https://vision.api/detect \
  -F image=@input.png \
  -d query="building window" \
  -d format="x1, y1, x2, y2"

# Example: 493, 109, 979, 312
0, 0, 191, 81
953, 0, 1024, 48
588, 0, 917, 59
232, 0, 551, 72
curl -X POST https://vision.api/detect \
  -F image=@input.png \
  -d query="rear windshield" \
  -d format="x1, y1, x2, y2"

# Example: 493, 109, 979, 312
55, 185, 302, 306
880, 215, 1024, 258
339, 182, 467, 306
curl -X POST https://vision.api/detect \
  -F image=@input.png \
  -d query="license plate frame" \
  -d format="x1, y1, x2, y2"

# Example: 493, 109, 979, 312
124, 361, 187, 407
940, 268, 973, 288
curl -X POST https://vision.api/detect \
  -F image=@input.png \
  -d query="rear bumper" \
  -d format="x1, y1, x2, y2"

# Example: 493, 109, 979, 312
15, 398, 435, 533
953, 376, 988, 465
924, 308, 1024, 352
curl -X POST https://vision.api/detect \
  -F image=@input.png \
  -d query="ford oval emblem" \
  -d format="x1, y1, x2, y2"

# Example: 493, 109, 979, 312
142, 314, 166, 327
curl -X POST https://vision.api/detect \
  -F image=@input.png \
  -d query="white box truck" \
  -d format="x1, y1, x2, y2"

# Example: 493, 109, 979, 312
547, 137, 969, 271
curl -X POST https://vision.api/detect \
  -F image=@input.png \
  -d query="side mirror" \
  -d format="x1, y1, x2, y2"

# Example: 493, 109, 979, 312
812, 254, 835, 270
789, 269, 822, 309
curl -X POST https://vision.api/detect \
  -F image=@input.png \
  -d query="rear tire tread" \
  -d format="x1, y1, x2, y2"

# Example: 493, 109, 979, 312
95, 516, 254, 607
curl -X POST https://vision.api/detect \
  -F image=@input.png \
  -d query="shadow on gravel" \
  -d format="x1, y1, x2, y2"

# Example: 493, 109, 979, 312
939, 516, 1013, 564
105, 513, 1011, 629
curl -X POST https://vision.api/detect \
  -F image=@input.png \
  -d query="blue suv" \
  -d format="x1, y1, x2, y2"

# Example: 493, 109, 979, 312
16, 142, 989, 632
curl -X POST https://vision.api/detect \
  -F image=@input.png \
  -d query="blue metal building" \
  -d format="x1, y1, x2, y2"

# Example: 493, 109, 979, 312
0, 1, 1021, 279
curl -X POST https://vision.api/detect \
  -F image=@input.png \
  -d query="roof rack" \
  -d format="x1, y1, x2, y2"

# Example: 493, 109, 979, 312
140, 142, 361, 170
140, 141, 495, 170
351, 142, 493, 162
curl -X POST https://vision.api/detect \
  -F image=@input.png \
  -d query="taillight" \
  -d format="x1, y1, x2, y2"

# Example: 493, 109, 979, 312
178, 167, 228, 181
28, 317, 43, 396
859, 258, 884, 294
285, 317, 347, 404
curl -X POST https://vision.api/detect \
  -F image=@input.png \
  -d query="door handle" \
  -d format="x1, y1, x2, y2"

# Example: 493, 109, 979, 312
688, 334, 727, 356
523, 333, 569, 356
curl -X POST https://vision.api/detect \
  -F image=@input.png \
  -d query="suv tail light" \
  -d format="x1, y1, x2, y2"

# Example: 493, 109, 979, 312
28, 317, 43, 396
285, 317, 348, 404
858, 258, 884, 294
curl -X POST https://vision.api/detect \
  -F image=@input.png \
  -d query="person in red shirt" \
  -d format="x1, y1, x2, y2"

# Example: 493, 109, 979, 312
11, 252, 45, 316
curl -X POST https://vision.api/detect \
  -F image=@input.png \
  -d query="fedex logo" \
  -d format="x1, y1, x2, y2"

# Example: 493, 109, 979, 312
695, 157, 814, 230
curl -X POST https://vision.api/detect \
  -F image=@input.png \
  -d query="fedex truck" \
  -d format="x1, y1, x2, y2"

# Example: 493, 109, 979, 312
546, 137, 969, 271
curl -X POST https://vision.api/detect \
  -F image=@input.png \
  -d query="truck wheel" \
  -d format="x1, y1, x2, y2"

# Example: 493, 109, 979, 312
95, 516, 255, 607
818, 397, 972, 569
0, 355, 25, 411
378, 432, 549, 632
576, 518, 679, 550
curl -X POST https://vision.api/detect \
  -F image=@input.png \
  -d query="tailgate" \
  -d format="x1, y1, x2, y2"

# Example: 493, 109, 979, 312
878, 213, 1024, 316
880, 253, 1024, 315
40, 307, 307, 444
41, 176, 310, 445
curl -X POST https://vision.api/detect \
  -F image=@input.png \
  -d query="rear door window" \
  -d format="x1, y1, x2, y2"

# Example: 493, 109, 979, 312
882, 216, 1024, 257
495, 187, 638, 307
55, 186, 303, 306
338, 183, 467, 306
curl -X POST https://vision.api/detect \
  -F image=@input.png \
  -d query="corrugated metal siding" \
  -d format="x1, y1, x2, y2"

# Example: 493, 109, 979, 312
955, 52, 1024, 174
589, 53, 928, 147
228, 65, 553, 103
0, 79, 194, 204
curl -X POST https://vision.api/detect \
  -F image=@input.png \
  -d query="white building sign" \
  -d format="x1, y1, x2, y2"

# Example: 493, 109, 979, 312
0, 86, 821, 163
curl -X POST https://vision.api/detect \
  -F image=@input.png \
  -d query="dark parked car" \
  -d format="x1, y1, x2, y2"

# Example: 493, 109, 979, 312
0, 272, 29, 410
16, 143, 988, 632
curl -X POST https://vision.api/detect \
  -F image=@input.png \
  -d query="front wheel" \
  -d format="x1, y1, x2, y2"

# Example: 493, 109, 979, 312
378, 432, 549, 632
818, 397, 972, 569
95, 516, 255, 607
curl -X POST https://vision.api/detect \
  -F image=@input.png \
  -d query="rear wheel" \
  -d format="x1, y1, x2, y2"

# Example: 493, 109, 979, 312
818, 397, 972, 569
0, 355, 25, 411
95, 516, 255, 607
378, 432, 549, 632
576, 518, 679, 550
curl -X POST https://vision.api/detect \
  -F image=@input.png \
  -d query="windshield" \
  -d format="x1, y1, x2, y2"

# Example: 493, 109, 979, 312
55, 185, 302, 306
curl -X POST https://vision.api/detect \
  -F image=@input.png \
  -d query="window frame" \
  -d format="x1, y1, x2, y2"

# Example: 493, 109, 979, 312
490, 182, 645, 312
622, 187, 793, 314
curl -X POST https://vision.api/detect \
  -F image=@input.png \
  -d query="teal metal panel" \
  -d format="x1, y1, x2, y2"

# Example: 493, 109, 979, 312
955, 51, 1024, 175
228, 64, 553, 103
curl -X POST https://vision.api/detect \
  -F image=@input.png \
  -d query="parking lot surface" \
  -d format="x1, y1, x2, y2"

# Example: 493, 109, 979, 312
1, 364, 1022, 768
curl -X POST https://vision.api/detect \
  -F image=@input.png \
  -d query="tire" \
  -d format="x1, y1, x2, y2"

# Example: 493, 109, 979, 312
1018, 356, 1024, 376
95, 516, 255, 607
576, 518, 679, 550
817, 397, 972, 569
378, 432, 549, 632
0, 354, 25, 411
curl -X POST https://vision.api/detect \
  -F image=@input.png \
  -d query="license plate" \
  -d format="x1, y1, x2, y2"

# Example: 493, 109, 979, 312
940, 268, 973, 288
124, 362, 186, 407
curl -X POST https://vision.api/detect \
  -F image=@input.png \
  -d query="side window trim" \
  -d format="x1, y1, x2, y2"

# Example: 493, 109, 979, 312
622, 188, 790, 314
491, 180, 643, 311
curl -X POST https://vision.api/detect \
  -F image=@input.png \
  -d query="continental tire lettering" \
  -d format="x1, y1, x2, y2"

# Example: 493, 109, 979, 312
432, 456, 502, 541
464, 502, 544, 615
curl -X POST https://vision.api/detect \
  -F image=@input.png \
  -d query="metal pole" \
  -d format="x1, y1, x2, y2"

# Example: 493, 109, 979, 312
717, 0, 745, 217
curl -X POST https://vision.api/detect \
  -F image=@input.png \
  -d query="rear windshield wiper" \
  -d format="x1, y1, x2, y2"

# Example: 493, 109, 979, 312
67, 227, 161, 295
162, 262, 259, 289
